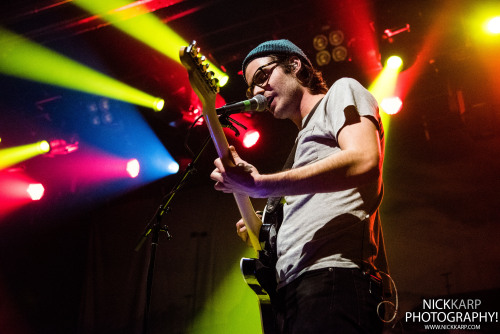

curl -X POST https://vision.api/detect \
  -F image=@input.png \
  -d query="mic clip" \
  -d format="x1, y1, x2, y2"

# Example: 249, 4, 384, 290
218, 113, 247, 137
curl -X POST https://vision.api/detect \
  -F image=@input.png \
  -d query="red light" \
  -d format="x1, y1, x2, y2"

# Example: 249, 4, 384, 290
27, 183, 44, 200
242, 130, 260, 148
126, 159, 140, 178
380, 96, 403, 115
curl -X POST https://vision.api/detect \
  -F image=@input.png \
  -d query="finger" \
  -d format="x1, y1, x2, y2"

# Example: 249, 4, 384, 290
214, 181, 225, 191
237, 225, 247, 234
229, 145, 241, 163
214, 182, 234, 193
210, 169, 222, 182
236, 226, 248, 242
213, 157, 225, 173
236, 220, 246, 231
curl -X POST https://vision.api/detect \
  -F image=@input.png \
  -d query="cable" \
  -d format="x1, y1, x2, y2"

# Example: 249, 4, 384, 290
377, 271, 399, 325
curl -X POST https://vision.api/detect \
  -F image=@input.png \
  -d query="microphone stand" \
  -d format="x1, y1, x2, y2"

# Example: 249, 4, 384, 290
135, 134, 210, 334
135, 112, 245, 334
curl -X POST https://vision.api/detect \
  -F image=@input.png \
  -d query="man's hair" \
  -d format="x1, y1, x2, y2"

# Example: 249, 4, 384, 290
271, 54, 329, 95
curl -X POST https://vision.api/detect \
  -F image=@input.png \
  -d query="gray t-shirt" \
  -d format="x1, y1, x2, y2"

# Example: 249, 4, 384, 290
275, 77, 388, 288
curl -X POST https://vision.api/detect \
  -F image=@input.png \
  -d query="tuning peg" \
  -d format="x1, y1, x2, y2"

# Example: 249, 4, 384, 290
189, 42, 197, 55
206, 71, 214, 80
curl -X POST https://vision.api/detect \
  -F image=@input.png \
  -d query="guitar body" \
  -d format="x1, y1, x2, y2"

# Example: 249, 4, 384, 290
240, 257, 278, 334
180, 41, 277, 333
241, 198, 284, 333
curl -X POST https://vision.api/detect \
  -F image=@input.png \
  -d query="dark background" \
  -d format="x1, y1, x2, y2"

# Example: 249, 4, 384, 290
0, 0, 499, 333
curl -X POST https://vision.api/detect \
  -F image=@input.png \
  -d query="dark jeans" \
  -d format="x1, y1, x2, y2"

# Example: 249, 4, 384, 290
276, 267, 384, 334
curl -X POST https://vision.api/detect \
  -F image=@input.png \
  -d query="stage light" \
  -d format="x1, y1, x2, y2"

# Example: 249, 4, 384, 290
380, 96, 403, 115
332, 46, 348, 62
369, 55, 404, 137
154, 98, 165, 112
73, 0, 229, 87
313, 35, 328, 51
126, 159, 140, 178
0, 27, 164, 111
312, 27, 348, 66
242, 130, 260, 148
386, 56, 403, 70
167, 162, 179, 174
379, 24, 417, 72
329, 30, 344, 46
0, 140, 53, 170
0, 172, 41, 218
27, 183, 45, 201
316, 50, 331, 66
38, 140, 51, 153
45, 139, 79, 157
486, 16, 500, 34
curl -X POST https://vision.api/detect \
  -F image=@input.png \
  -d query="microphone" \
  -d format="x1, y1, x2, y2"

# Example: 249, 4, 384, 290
216, 94, 267, 115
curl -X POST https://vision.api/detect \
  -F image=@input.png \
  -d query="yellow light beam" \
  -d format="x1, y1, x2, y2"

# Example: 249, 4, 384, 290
0, 27, 164, 111
0, 141, 50, 170
73, 0, 229, 86
369, 59, 402, 138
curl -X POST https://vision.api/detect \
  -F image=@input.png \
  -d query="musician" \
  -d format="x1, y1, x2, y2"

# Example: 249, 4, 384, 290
211, 39, 389, 333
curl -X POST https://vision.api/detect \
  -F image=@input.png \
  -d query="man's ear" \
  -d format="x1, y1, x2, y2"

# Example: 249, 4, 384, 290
289, 56, 301, 74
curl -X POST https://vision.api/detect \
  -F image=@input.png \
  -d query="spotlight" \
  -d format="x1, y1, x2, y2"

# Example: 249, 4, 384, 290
386, 55, 403, 69
316, 50, 332, 66
167, 162, 179, 174
329, 30, 344, 46
0, 140, 55, 170
242, 130, 260, 148
27, 183, 45, 201
312, 27, 348, 66
154, 98, 165, 112
332, 46, 348, 62
379, 24, 416, 71
126, 159, 140, 178
486, 16, 500, 34
380, 96, 403, 115
38, 140, 51, 154
0, 27, 164, 110
313, 34, 329, 51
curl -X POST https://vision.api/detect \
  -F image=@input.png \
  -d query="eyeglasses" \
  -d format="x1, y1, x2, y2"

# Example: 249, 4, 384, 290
246, 60, 279, 99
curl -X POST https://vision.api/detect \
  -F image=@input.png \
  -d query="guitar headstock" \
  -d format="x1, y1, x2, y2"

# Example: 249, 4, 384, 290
179, 41, 220, 109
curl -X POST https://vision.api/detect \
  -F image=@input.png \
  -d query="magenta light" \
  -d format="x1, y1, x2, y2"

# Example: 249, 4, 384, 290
27, 183, 45, 200
242, 130, 260, 148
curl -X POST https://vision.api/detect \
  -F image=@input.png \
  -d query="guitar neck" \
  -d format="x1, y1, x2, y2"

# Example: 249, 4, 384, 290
179, 42, 262, 252
204, 108, 262, 252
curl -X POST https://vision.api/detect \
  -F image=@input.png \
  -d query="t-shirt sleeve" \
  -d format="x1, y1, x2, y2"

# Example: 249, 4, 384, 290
323, 78, 380, 141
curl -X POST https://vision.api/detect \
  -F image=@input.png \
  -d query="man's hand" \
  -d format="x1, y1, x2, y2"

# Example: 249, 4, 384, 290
236, 218, 252, 246
210, 146, 267, 198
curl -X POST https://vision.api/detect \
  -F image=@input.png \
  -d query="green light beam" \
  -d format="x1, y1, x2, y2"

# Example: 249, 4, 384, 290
73, 0, 229, 86
0, 141, 49, 170
0, 27, 164, 111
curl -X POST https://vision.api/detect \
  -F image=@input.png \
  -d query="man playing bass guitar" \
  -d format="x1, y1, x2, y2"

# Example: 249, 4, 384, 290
211, 39, 389, 334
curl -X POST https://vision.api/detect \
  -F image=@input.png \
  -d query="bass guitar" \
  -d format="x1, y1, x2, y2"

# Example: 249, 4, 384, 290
179, 41, 278, 333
